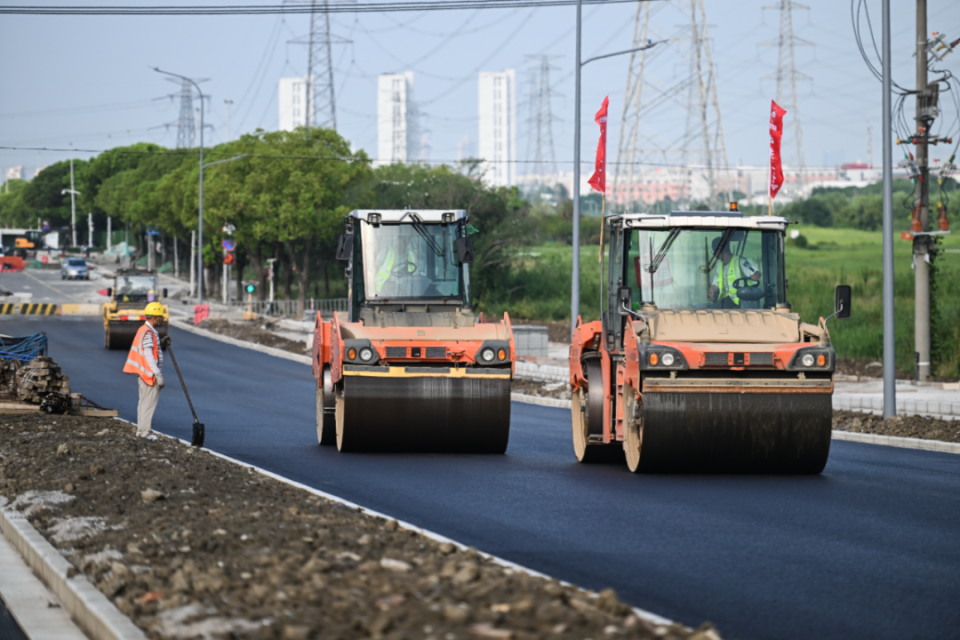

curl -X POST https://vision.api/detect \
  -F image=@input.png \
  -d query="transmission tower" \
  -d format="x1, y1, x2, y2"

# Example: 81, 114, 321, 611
614, 0, 729, 209
176, 80, 196, 149
288, 0, 350, 130
524, 55, 561, 184
761, 0, 811, 189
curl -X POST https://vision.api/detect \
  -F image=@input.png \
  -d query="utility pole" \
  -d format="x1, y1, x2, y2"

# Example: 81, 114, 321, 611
571, 0, 582, 336
224, 99, 234, 142
913, 0, 932, 381
107, 216, 112, 251
881, 0, 896, 417
61, 146, 80, 248
87, 213, 93, 248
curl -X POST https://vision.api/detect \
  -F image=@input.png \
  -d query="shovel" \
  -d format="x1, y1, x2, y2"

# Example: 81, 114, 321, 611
165, 345, 205, 448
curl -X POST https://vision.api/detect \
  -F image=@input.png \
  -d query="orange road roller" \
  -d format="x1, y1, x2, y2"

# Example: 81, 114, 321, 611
313, 209, 515, 453
570, 206, 851, 473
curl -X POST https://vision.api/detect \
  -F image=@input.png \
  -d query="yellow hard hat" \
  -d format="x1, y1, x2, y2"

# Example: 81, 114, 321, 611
145, 302, 165, 317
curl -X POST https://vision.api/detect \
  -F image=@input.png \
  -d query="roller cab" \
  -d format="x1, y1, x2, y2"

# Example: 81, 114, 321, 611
570, 208, 850, 474
102, 269, 169, 349
313, 209, 514, 453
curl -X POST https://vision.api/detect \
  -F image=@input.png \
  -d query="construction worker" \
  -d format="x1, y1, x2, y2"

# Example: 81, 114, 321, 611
708, 237, 760, 308
122, 302, 169, 439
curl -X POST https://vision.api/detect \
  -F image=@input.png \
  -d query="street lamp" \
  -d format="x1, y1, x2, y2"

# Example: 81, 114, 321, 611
153, 67, 209, 304
570, 0, 663, 335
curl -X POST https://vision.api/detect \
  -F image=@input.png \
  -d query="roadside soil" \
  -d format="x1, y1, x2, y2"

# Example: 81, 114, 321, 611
832, 410, 960, 442
0, 413, 719, 640
197, 319, 308, 355
512, 321, 570, 344
511, 379, 570, 400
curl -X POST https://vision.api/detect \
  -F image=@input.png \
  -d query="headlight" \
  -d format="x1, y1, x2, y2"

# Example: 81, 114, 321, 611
801, 353, 815, 367
359, 347, 374, 362
661, 353, 675, 366
480, 348, 495, 362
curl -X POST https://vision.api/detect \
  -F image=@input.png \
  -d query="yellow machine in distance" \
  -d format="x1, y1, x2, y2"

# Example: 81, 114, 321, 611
102, 269, 169, 349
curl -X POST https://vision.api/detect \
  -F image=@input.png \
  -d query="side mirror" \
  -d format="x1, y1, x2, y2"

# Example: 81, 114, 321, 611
335, 233, 353, 261
106, 288, 113, 297
617, 286, 633, 316
162, 288, 168, 298
835, 285, 851, 319
456, 237, 474, 264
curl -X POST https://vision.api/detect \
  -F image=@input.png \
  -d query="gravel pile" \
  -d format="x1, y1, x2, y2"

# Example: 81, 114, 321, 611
0, 414, 722, 640
832, 410, 960, 442
197, 318, 308, 355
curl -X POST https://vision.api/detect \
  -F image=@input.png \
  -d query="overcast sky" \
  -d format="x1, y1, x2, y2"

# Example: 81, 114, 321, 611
1, 0, 958, 181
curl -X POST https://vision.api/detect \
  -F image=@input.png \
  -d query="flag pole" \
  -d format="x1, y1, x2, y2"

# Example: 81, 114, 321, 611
598, 194, 605, 262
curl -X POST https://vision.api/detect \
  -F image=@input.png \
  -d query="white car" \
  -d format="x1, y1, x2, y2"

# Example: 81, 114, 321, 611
61, 258, 89, 280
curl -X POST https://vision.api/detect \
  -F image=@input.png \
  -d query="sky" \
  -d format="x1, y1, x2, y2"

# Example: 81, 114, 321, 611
1, 0, 959, 182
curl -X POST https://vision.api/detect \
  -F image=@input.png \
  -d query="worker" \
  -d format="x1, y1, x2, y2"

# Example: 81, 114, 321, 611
374, 238, 419, 293
708, 237, 760, 308
122, 302, 170, 439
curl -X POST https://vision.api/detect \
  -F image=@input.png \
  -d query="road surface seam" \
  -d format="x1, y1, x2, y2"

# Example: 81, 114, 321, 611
169, 318, 960, 456
0, 500, 149, 640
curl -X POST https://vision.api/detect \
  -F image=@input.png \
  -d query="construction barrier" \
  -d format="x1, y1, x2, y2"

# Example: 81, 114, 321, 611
17, 304, 60, 316
0, 303, 16, 315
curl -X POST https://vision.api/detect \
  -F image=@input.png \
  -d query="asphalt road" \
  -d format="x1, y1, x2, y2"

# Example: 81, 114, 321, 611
3, 317, 959, 640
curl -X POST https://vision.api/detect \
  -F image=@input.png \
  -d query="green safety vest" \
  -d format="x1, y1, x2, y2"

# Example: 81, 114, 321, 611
374, 248, 416, 293
715, 259, 743, 305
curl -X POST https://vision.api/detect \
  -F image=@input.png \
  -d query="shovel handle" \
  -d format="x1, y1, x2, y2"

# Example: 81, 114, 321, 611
165, 345, 200, 425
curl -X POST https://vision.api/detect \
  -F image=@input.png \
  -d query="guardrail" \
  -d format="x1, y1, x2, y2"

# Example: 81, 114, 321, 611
232, 298, 348, 317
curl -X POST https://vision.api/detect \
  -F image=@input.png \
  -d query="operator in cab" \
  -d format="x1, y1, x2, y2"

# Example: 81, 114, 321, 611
708, 236, 761, 308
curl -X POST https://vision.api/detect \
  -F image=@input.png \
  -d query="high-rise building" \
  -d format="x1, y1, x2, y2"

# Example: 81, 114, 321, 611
377, 72, 417, 166
478, 69, 516, 187
279, 76, 313, 132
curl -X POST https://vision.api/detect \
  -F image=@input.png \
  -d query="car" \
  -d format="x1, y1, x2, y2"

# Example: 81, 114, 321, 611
61, 257, 89, 280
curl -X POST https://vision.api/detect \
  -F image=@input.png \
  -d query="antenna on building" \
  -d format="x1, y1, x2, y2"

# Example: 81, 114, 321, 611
614, 0, 729, 209
524, 55, 560, 185
761, 0, 812, 190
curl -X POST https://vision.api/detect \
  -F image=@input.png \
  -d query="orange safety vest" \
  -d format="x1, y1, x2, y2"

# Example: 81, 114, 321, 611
123, 323, 159, 385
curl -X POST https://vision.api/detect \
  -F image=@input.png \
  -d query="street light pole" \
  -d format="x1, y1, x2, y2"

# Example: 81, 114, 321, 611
154, 67, 205, 303
570, 7, 663, 337
881, 0, 896, 417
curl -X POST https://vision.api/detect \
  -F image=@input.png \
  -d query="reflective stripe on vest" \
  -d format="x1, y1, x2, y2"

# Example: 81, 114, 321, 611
375, 249, 395, 293
715, 260, 743, 305
123, 323, 159, 385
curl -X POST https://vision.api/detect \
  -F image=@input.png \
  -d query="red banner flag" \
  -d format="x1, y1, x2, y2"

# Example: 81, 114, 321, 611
588, 96, 609, 194
769, 100, 787, 199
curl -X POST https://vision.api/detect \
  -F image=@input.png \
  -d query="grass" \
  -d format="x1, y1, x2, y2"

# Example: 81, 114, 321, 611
479, 227, 960, 379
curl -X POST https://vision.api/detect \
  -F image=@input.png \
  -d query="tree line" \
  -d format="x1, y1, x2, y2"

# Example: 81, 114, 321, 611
0, 128, 531, 310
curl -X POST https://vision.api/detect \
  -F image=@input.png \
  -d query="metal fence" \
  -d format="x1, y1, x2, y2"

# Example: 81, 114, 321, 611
231, 298, 348, 317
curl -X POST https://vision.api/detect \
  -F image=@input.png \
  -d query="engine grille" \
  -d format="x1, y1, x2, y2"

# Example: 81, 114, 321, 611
385, 346, 407, 358
704, 352, 728, 366
425, 346, 447, 359
748, 352, 773, 366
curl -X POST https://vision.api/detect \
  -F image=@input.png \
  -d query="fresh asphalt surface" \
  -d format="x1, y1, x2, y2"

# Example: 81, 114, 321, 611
3, 317, 959, 640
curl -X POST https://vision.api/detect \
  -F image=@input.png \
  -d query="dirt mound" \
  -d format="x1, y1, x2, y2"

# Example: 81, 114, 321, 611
0, 413, 719, 640
197, 318, 308, 355
832, 410, 960, 442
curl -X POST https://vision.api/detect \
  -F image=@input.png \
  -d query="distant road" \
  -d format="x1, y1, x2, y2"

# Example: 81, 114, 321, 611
3, 317, 959, 640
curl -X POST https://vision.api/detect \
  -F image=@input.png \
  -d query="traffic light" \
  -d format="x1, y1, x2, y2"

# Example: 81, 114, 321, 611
246, 284, 256, 293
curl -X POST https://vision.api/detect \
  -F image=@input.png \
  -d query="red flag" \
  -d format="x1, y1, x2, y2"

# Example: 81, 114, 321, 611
588, 96, 609, 194
769, 100, 787, 199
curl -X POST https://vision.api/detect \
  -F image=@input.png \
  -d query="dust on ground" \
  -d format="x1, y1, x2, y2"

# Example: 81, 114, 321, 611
0, 413, 721, 640
832, 410, 960, 442
196, 319, 308, 355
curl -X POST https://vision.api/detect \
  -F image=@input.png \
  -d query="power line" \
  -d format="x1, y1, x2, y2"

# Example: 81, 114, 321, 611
0, 0, 647, 15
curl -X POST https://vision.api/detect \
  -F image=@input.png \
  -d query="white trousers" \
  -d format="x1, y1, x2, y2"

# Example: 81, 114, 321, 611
137, 377, 161, 437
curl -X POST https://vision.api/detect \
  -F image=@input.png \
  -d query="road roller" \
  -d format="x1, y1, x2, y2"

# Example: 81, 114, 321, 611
570, 205, 851, 473
313, 209, 515, 453
102, 268, 169, 349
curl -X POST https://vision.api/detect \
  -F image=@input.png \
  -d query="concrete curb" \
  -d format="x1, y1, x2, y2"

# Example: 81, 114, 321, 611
0, 504, 149, 640
831, 430, 960, 454
833, 395, 960, 421
511, 392, 569, 409
169, 318, 312, 366
61, 303, 102, 316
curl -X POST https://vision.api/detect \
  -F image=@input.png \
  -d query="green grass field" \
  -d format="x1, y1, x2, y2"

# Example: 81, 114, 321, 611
481, 227, 960, 378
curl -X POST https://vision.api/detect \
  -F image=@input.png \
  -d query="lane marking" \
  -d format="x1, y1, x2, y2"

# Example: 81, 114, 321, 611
19, 269, 83, 303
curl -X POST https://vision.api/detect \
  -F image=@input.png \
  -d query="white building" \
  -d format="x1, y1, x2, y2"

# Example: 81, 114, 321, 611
278, 76, 313, 132
377, 72, 417, 166
477, 69, 516, 187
